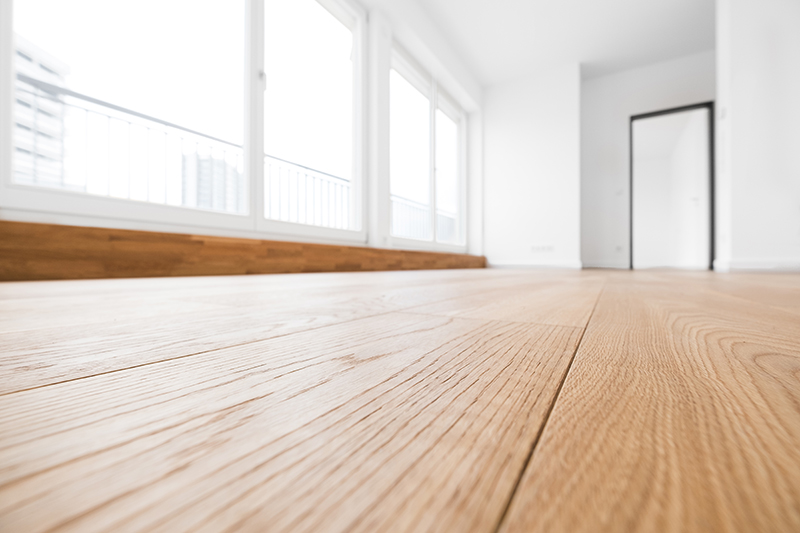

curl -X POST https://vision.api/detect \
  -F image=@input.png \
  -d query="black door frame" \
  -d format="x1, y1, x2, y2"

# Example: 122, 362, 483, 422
629, 101, 715, 270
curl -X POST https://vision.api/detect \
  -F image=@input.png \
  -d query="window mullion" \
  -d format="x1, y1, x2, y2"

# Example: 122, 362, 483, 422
0, 1, 11, 190
429, 80, 437, 242
459, 112, 467, 246
246, 0, 265, 228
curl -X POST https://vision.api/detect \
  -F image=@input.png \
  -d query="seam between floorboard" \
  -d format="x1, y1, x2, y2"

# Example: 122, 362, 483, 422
0, 308, 407, 397
492, 282, 607, 533
395, 309, 591, 330
702, 286, 800, 322
0, 286, 516, 397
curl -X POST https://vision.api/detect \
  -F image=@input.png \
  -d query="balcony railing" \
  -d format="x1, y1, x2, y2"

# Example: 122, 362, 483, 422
390, 195, 458, 244
264, 154, 351, 230
15, 75, 460, 239
14, 73, 247, 214
14, 74, 355, 227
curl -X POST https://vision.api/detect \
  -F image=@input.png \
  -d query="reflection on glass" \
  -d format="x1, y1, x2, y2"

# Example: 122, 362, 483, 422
435, 109, 459, 243
390, 68, 431, 241
12, 0, 246, 214
264, 0, 355, 230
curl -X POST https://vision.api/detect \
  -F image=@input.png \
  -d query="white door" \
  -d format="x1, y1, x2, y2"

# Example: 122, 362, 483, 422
632, 107, 711, 269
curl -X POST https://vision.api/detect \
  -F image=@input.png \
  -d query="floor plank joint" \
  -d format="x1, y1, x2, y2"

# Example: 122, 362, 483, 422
2, 269, 799, 532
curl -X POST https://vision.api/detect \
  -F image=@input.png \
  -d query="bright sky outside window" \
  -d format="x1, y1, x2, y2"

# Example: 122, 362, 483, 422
389, 67, 431, 241
13, 0, 245, 213
8, 1, 467, 249
263, 0, 355, 229
435, 108, 459, 244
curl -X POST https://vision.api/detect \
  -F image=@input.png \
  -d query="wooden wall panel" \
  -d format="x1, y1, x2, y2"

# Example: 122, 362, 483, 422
0, 220, 485, 281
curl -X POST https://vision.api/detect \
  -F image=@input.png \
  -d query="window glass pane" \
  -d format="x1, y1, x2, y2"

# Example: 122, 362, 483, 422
435, 109, 459, 244
390, 68, 431, 241
13, 0, 246, 214
264, 0, 355, 230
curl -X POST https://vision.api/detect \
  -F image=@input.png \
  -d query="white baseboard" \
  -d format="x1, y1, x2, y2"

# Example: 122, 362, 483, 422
724, 259, 800, 272
581, 260, 629, 269
713, 258, 731, 272
487, 258, 800, 272
487, 261, 583, 270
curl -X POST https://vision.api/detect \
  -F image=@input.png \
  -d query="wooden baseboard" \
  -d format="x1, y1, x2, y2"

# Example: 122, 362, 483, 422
0, 220, 486, 281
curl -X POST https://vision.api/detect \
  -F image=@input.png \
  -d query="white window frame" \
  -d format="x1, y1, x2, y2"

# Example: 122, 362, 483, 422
387, 44, 467, 253
1, 1, 474, 254
256, 0, 367, 242
0, 0, 368, 245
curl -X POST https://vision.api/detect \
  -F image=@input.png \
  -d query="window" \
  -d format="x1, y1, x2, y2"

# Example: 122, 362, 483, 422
1, 1, 469, 252
389, 67, 431, 240
6, 0, 366, 236
389, 47, 465, 245
435, 98, 461, 244
12, 0, 246, 214
263, 0, 360, 230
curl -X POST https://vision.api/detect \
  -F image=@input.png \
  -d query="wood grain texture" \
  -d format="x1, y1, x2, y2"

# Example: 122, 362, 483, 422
501, 271, 800, 533
2, 269, 800, 533
701, 271, 800, 317
0, 312, 582, 533
0, 270, 525, 394
406, 270, 606, 328
0, 220, 485, 281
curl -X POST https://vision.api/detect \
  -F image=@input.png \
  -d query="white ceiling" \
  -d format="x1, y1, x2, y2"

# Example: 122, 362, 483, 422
417, 0, 716, 86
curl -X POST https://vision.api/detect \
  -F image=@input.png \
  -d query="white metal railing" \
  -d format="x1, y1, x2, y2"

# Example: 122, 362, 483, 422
436, 210, 458, 244
390, 195, 458, 243
264, 155, 351, 230
14, 74, 357, 228
14, 73, 247, 214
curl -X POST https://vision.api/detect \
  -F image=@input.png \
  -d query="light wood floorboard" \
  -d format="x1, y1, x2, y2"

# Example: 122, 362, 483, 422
0, 315, 581, 532
500, 270, 800, 533
0, 270, 525, 394
1, 269, 799, 532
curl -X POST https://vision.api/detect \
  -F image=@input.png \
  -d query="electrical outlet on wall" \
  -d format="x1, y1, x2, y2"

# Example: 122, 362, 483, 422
531, 245, 554, 253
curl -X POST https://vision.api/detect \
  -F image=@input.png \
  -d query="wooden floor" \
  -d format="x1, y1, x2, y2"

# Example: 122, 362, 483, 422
1, 269, 799, 532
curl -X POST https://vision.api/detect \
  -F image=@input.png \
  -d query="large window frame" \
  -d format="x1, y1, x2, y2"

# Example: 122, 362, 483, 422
0, 0, 470, 253
256, 0, 367, 242
388, 45, 467, 252
1, 1, 253, 235
0, 0, 367, 244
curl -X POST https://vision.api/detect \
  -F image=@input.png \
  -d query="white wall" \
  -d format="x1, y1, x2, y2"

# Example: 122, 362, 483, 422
716, 0, 800, 271
581, 50, 716, 268
467, 112, 484, 256
483, 63, 581, 268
